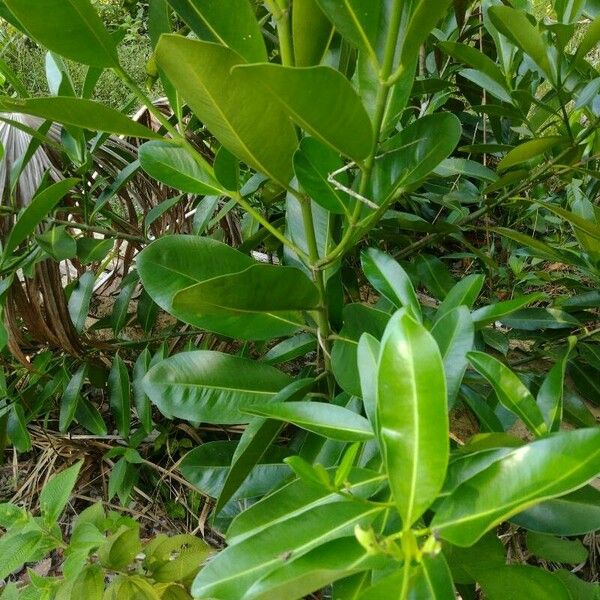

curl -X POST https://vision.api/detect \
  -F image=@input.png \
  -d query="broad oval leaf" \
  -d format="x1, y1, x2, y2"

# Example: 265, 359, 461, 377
138, 141, 224, 195
192, 501, 384, 600
471, 292, 544, 327
377, 308, 449, 528
292, 0, 333, 67
477, 565, 570, 600
166, 0, 267, 62
432, 428, 600, 546
467, 351, 547, 438
0, 97, 158, 138
244, 402, 374, 442
498, 137, 567, 172
234, 64, 373, 162
435, 274, 484, 322
361, 248, 421, 320
68, 271, 96, 333
155, 35, 297, 187
138, 235, 319, 340
142, 350, 292, 424
5, 0, 118, 67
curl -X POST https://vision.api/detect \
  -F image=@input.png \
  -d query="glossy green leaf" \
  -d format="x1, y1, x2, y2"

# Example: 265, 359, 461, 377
59, 365, 86, 433
143, 350, 292, 424
155, 35, 297, 187
377, 308, 448, 527
432, 428, 600, 546
76, 237, 113, 265
36, 226, 77, 261
68, 271, 95, 333
477, 565, 569, 600
357, 333, 380, 427
245, 401, 373, 441
40, 461, 82, 523
471, 293, 544, 327
180, 441, 290, 500
511, 485, 600, 535
111, 271, 138, 336
439, 41, 506, 86
4, 178, 77, 256
526, 532, 588, 565
436, 274, 484, 322
415, 254, 455, 301
294, 137, 348, 215
406, 553, 456, 600
467, 351, 547, 437
488, 6, 555, 81
361, 248, 421, 320
235, 64, 372, 162
539, 202, 600, 243
431, 307, 474, 407
554, 569, 600, 600
108, 355, 130, 439
331, 304, 390, 397
215, 379, 314, 515
292, 0, 332, 66
501, 308, 580, 330
138, 236, 319, 341
498, 137, 567, 172
75, 398, 107, 436
139, 141, 224, 195
133, 348, 152, 433
192, 501, 384, 600
262, 334, 316, 365
372, 113, 462, 202
167, 0, 266, 62
4, 0, 118, 67
0, 97, 158, 138
244, 537, 381, 600
570, 361, 600, 406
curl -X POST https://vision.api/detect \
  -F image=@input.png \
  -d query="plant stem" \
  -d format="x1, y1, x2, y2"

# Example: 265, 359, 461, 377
0, 414, 7, 466
53, 219, 146, 243
267, 0, 294, 66
399, 560, 412, 599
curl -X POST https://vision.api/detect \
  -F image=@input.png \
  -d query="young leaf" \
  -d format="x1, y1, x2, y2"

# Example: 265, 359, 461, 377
471, 293, 544, 327
40, 461, 83, 523
244, 402, 374, 442
4, 0, 118, 67
467, 351, 547, 438
435, 274, 485, 322
432, 428, 600, 546
108, 354, 131, 439
59, 364, 87, 432
143, 350, 292, 424
377, 308, 449, 528
111, 271, 138, 336
357, 333, 380, 427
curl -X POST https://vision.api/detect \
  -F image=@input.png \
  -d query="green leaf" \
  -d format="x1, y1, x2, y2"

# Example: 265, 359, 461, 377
262, 334, 316, 365
4, 0, 118, 67
498, 137, 567, 172
76, 237, 113, 265
415, 254, 456, 301
377, 308, 448, 528
36, 226, 77, 261
98, 525, 142, 570
0, 531, 43, 581
243, 537, 380, 600
432, 428, 600, 546
138, 235, 319, 341
180, 441, 291, 501
537, 201, 600, 244
459, 68, 513, 102
59, 365, 86, 432
40, 461, 83, 523
245, 402, 374, 442
511, 485, 600, 536
0, 97, 158, 138
537, 338, 576, 431
576, 14, 600, 59
143, 350, 292, 424
111, 272, 138, 336
4, 178, 77, 256
292, 0, 333, 66
215, 379, 314, 515
68, 271, 95, 332
431, 306, 474, 407
554, 569, 600, 600
439, 41, 507, 87
139, 140, 224, 195
436, 274, 484, 322
526, 532, 588, 565
293, 137, 348, 215
443, 532, 506, 584
226, 468, 385, 544
357, 333, 380, 427
166, 0, 267, 62
133, 348, 153, 434
361, 248, 421, 320
373, 114, 462, 201
471, 293, 544, 328
488, 6, 555, 81
192, 501, 385, 600
501, 308, 580, 330
108, 355, 131, 439
467, 351, 547, 438
331, 304, 390, 397
7, 404, 31, 452
155, 35, 297, 187
406, 553, 456, 600
72, 565, 104, 600
75, 398, 107, 436
477, 565, 569, 600
234, 64, 372, 162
